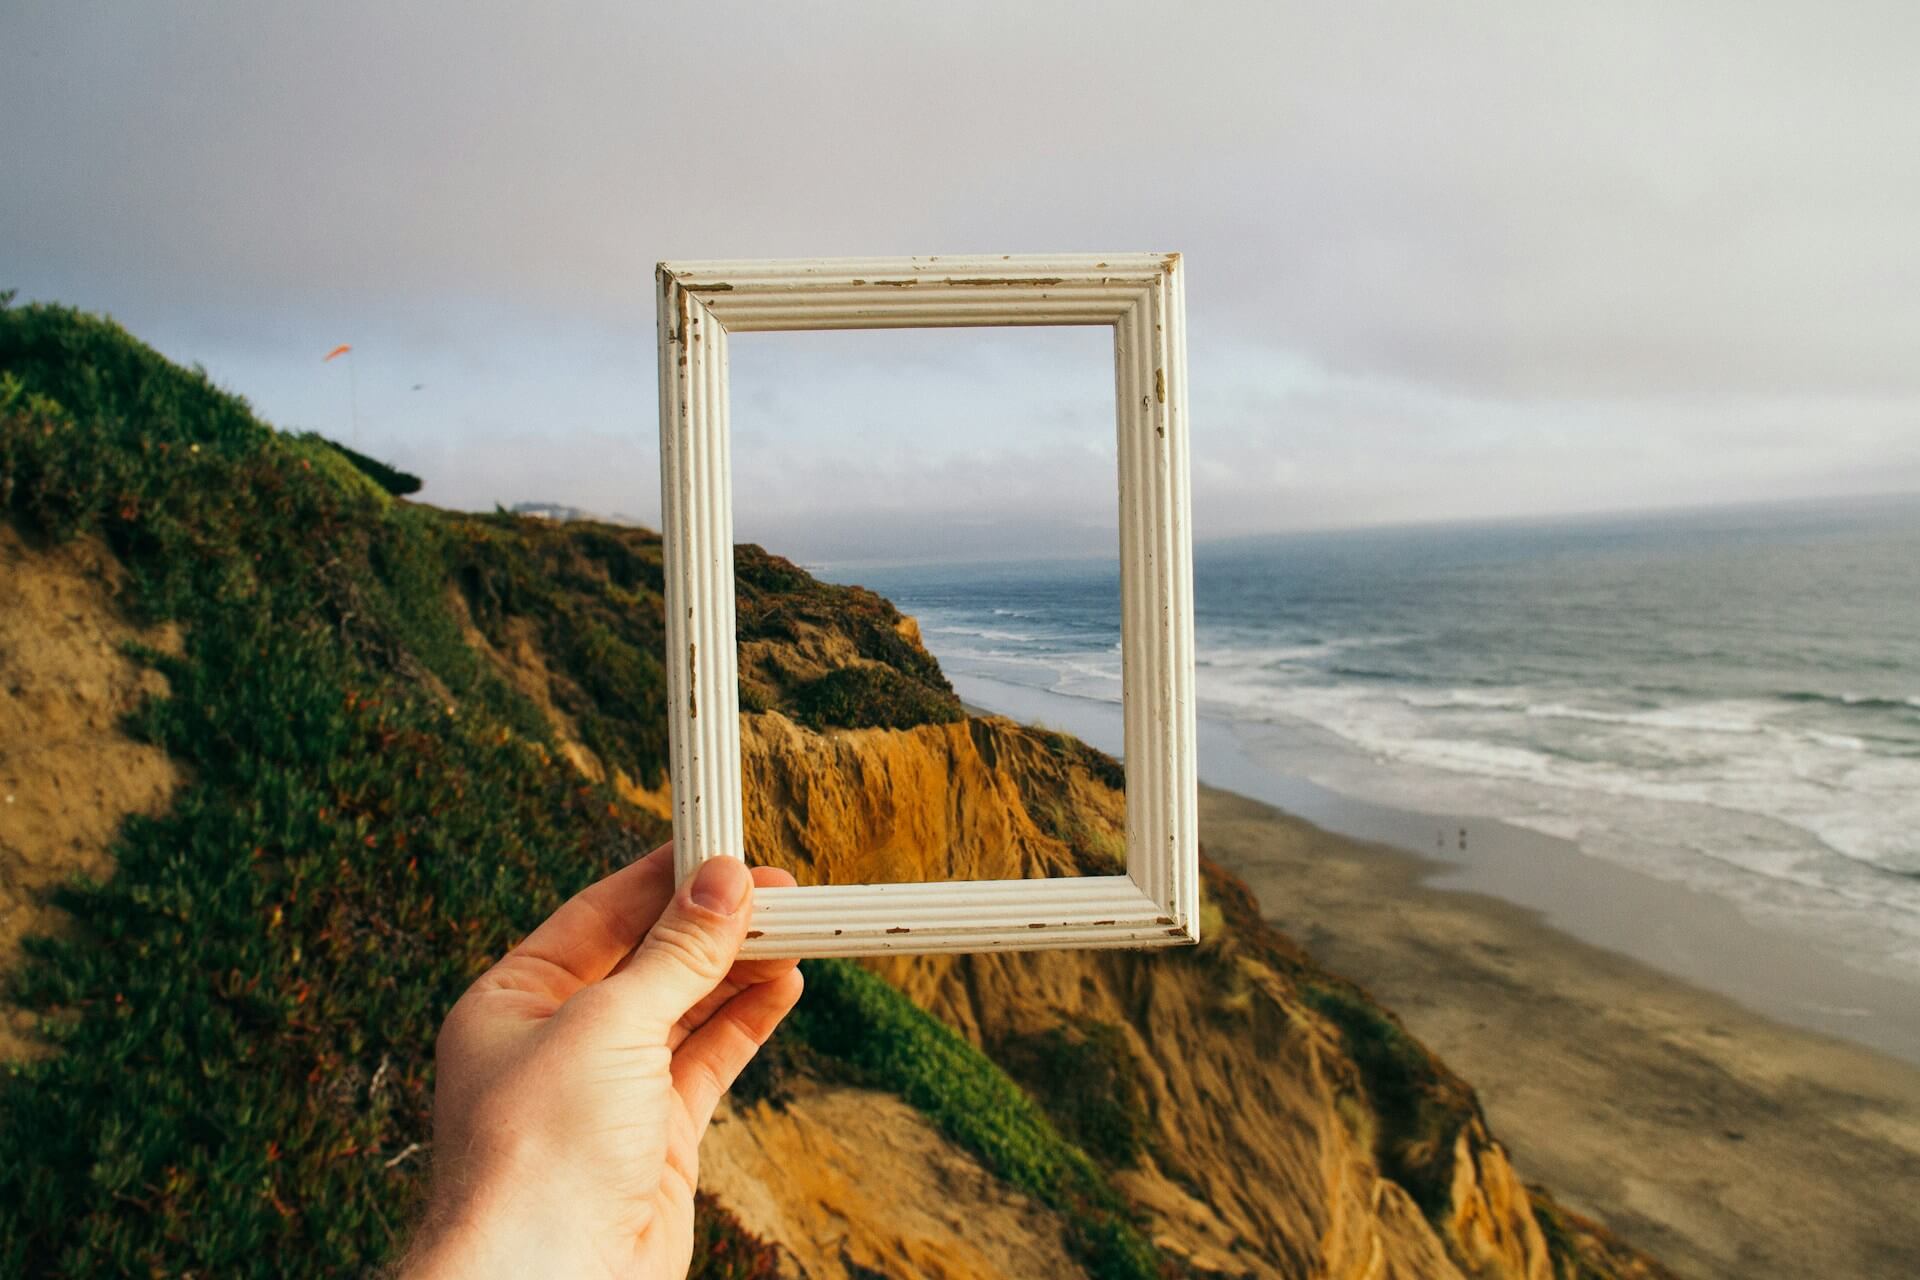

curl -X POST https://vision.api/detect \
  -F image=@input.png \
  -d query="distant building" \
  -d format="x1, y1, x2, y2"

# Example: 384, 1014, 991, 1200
505, 501, 646, 527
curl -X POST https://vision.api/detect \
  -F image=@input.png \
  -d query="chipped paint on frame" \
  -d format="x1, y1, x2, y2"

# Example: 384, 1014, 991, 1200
657, 254, 1197, 957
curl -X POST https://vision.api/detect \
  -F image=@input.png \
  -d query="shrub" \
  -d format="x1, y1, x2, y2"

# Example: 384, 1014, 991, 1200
992, 1020, 1150, 1169
1530, 1187, 1680, 1280
734, 543, 956, 700
443, 510, 672, 788
309, 435, 423, 497
791, 665, 963, 731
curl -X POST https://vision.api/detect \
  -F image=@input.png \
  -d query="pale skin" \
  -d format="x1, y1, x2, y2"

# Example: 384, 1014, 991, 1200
401, 844, 802, 1280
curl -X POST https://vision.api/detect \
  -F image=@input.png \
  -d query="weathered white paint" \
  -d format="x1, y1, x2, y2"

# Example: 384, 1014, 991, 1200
657, 254, 1197, 957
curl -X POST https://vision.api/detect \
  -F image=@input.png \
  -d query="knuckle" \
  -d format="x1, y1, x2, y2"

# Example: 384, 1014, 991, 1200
689, 1055, 729, 1104
645, 913, 736, 978
434, 996, 477, 1055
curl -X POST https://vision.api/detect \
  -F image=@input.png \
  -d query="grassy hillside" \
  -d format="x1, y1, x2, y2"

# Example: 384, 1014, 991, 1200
0, 300, 1153, 1277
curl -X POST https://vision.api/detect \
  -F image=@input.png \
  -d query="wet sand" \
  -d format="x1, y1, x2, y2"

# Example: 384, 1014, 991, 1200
1201, 784, 1920, 1280
955, 677, 1920, 1276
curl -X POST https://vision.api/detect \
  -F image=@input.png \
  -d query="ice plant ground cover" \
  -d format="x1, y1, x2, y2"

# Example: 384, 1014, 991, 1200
0, 300, 1159, 1278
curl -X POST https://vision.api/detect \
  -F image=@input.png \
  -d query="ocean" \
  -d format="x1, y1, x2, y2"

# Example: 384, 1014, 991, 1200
838, 495, 1920, 988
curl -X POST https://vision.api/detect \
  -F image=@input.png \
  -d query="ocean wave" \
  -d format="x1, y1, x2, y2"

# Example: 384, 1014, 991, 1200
1326, 663, 1417, 682
1195, 678, 1920, 879
1799, 729, 1869, 752
1778, 690, 1920, 714
1195, 633, 1419, 671
1396, 689, 1533, 712
1197, 643, 1336, 668
1520, 700, 1769, 736
1408, 695, 1885, 754
921, 602, 1920, 891
896, 508, 1920, 989
926, 624, 1040, 643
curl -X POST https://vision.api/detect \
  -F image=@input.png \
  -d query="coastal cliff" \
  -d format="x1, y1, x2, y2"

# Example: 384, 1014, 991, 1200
429, 481, 1650, 1276
0, 301, 1665, 1278
730, 711, 1554, 1278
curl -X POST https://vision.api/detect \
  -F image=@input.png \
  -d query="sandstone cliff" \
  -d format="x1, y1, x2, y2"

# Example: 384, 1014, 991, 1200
731, 710, 1553, 1280
445, 527, 1661, 1279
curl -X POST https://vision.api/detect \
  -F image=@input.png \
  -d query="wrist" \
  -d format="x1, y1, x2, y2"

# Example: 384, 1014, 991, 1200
400, 1177, 611, 1280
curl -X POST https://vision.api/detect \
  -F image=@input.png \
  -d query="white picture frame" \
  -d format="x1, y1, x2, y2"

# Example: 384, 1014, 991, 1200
656, 254, 1197, 957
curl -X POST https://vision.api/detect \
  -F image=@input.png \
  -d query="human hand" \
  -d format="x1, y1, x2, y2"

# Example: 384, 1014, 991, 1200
400, 843, 801, 1280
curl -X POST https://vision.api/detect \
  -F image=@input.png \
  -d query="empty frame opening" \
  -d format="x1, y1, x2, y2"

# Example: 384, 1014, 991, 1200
728, 325, 1126, 884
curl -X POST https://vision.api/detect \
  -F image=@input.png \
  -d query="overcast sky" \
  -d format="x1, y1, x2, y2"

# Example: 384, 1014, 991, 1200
4, 3, 1918, 562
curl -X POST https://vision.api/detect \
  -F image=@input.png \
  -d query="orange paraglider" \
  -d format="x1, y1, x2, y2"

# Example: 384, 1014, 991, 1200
323, 344, 357, 442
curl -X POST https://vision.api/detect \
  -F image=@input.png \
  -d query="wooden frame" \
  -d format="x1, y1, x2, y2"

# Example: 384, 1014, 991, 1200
656, 254, 1197, 957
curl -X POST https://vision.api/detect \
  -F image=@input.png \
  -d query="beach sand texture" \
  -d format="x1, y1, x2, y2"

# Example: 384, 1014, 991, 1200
1200, 784, 1920, 1280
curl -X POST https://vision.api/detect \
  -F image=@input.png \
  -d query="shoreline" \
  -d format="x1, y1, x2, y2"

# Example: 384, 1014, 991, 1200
953, 671, 1920, 1067
1199, 783, 1920, 1279
958, 675, 1920, 1275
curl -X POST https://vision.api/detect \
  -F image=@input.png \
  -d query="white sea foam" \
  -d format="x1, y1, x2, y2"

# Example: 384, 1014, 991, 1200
948, 618, 1920, 892
903, 568, 1920, 986
926, 624, 1042, 644
1268, 687, 1914, 867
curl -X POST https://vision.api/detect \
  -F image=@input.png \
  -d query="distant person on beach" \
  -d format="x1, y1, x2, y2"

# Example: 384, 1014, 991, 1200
399, 843, 800, 1280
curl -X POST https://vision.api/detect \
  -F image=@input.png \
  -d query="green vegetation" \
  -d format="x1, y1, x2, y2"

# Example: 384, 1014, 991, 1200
311, 435, 423, 496
790, 664, 964, 731
735, 545, 943, 683
0, 299, 1166, 1277
785, 960, 1161, 1280
1033, 725, 1126, 793
734, 541, 961, 722
1297, 981, 1478, 1219
1, 300, 667, 1275
992, 1019, 1150, 1169
1029, 796, 1127, 873
1002, 725, 1128, 873
443, 508, 672, 785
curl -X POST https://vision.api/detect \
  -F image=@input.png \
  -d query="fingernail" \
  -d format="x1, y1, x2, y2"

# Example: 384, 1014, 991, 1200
689, 857, 750, 915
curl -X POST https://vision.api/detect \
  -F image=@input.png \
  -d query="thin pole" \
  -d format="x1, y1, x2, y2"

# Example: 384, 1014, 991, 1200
349, 354, 360, 448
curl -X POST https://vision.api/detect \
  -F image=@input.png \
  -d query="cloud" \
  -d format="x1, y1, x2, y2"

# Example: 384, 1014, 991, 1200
3, 1, 1917, 551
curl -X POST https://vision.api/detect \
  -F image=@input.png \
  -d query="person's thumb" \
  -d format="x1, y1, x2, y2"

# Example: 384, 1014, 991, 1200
592, 855, 755, 1043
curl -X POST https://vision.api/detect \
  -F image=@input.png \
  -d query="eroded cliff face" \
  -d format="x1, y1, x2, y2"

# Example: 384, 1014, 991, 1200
740, 712, 1089, 887
0, 526, 183, 1059
433, 529, 1649, 1279
736, 710, 1554, 1280
701, 1083, 1089, 1280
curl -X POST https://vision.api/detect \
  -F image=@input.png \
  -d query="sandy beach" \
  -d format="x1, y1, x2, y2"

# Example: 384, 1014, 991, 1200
952, 681, 1920, 1274
1200, 784, 1920, 1280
